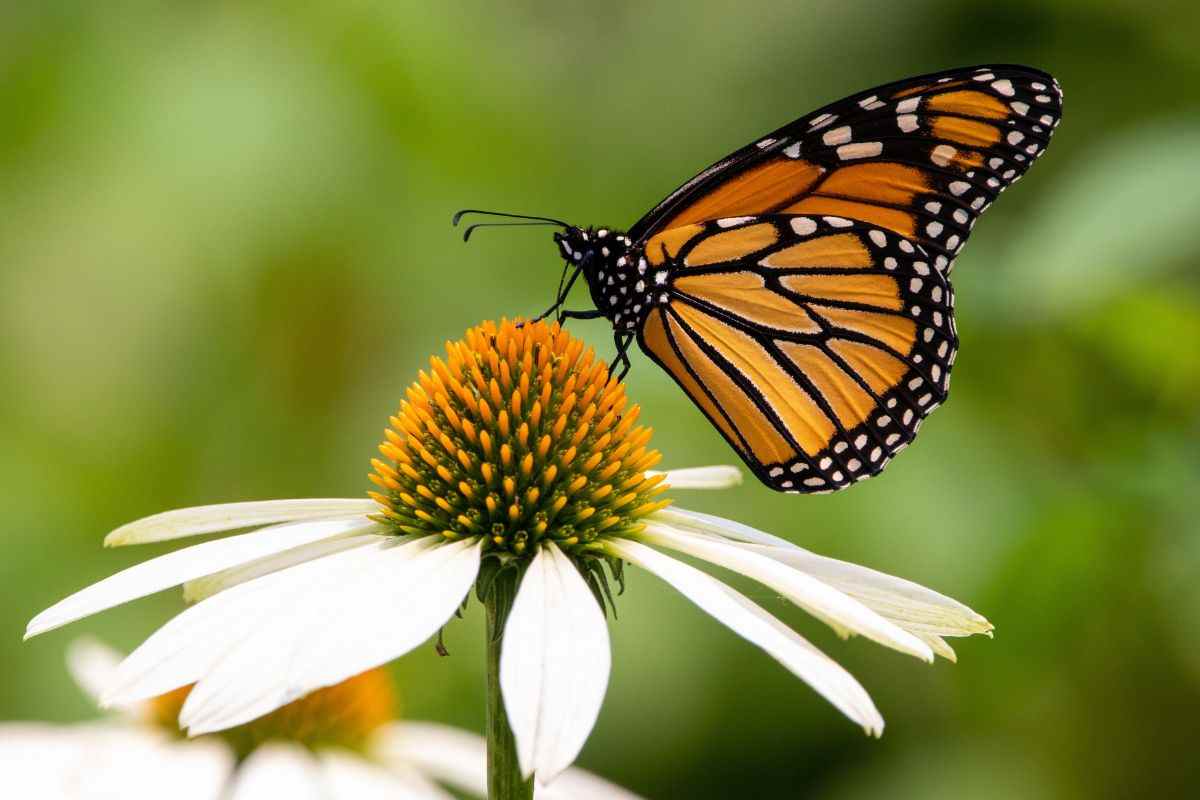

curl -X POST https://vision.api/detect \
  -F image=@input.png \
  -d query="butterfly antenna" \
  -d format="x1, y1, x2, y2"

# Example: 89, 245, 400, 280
452, 208, 569, 228
460, 220, 563, 242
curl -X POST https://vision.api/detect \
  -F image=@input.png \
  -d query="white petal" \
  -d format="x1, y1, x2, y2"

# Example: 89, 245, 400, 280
65, 636, 125, 707
180, 538, 481, 735
182, 531, 380, 603
4, 724, 233, 800
645, 465, 743, 490
319, 749, 447, 800
104, 536, 392, 709
373, 721, 645, 800
227, 743, 324, 800
606, 538, 883, 736
640, 521, 933, 661
291, 537, 482, 691
371, 722, 488, 798
655, 507, 991, 640
105, 498, 378, 546
501, 542, 611, 782
26, 517, 379, 639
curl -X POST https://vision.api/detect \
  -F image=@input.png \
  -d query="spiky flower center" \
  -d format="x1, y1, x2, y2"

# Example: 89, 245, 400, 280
368, 319, 669, 559
149, 668, 395, 758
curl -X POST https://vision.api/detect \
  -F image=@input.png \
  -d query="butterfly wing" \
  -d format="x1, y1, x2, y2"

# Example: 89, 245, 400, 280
636, 214, 955, 493
630, 64, 1062, 275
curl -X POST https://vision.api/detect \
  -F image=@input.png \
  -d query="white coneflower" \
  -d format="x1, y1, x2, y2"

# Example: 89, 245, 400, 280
1, 637, 636, 799
26, 319, 991, 795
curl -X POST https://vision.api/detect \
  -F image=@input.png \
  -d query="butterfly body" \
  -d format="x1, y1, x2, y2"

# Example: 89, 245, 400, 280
554, 227, 657, 333
505, 65, 1060, 493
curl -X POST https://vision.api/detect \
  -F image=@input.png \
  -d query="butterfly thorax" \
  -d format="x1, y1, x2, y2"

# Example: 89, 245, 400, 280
555, 226, 664, 332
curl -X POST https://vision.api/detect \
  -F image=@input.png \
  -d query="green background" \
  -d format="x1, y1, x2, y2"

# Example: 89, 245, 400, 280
3, 2, 1199, 797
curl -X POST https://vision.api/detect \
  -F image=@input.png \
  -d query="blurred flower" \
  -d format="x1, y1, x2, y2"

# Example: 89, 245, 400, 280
27, 320, 991, 783
0, 638, 637, 800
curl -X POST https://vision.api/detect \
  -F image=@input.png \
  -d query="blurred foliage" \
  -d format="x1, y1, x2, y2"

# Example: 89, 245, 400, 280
2, 2, 1198, 798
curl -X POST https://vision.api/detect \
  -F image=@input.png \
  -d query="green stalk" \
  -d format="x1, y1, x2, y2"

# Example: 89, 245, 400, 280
486, 590, 535, 800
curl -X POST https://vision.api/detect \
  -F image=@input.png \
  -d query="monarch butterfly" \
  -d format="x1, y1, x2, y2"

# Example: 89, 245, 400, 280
456, 65, 1062, 493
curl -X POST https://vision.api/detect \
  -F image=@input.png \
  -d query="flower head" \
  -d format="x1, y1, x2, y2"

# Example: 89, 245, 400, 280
27, 319, 993, 784
370, 319, 668, 559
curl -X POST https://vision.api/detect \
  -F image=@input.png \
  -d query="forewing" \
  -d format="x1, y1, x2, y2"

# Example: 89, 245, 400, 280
632, 64, 1062, 275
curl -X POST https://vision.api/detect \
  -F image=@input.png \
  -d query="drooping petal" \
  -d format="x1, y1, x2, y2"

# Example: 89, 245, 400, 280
646, 465, 743, 490
655, 507, 992, 641
606, 538, 884, 736
26, 517, 380, 639
105, 498, 378, 547
501, 542, 612, 782
639, 521, 933, 661
103, 537, 393, 709
373, 722, 645, 800
179, 538, 481, 735
227, 743, 324, 800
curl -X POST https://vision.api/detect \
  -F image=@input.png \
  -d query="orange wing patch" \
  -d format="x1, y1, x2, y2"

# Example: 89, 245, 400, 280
779, 273, 903, 310
759, 232, 872, 269
673, 271, 823, 334
674, 302, 836, 456
927, 89, 1008, 119
781, 197, 916, 237
816, 163, 929, 205
684, 223, 779, 267
665, 312, 798, 463
827, 338, 909, 395
641, 309, 745, 453
809, 304, 916, 353
776, 341, 875, 428
930, 116, 1001, 147
645, 223, 704, 266
662, 158, 824, 231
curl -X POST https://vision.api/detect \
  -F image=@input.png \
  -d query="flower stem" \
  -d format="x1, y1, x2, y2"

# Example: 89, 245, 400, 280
485, 590, 534, 800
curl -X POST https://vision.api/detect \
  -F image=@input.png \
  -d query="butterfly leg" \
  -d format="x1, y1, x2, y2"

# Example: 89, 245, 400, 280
611, 331, 634, 381
557, 308, 605, 322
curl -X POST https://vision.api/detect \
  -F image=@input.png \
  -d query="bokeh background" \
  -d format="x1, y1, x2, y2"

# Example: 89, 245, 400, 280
4, 2, 1199, 797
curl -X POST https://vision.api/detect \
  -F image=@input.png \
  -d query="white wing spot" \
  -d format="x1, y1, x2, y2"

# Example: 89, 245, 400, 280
790, 217, 817, 236
837, 142, 883, 160
823, 126, 853, 146
931, 144, 957, 166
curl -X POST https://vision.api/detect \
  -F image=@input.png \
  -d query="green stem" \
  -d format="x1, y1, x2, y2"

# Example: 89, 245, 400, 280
486, 591, 535, 800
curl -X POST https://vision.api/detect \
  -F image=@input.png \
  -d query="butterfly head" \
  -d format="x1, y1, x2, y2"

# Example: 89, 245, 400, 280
553, 226, 628, 267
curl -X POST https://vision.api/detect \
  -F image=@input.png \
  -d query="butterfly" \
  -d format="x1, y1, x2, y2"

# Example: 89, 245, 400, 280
455, 65, 1062, 493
